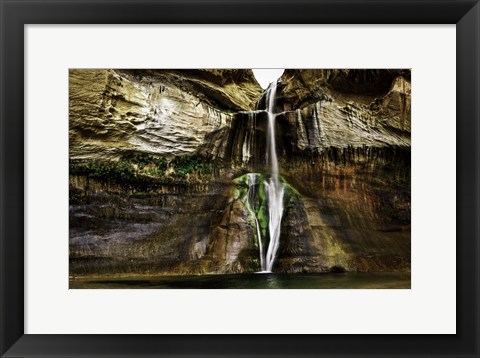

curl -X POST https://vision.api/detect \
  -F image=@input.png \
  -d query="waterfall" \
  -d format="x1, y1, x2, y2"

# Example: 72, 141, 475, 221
264, 80, 285, 272
244, 80, 285, 273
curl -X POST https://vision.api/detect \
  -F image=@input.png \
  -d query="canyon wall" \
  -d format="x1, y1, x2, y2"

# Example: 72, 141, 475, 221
69, 69, 411, 276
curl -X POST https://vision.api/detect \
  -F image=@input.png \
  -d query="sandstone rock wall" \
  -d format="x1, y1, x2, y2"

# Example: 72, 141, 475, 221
197, 74, 410, 168
69, 69, 262, 160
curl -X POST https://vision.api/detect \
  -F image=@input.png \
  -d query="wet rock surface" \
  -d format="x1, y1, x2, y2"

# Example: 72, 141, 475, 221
276, 171, 410, 273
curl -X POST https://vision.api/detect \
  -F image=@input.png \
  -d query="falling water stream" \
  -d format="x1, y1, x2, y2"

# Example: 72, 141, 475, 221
264, 81, 285, 272
246, 80, 285, 272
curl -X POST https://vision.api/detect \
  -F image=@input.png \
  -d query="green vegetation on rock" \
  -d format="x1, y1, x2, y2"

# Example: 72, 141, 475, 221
69, 154, 216, 191
170, 155, 213, 176
234, 173, 299, 249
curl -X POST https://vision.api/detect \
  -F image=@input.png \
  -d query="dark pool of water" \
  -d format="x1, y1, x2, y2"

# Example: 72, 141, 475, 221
70, 272, 410, 289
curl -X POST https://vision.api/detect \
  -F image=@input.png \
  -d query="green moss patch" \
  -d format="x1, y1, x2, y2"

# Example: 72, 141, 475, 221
69, 153, 217, 191
234, 173, 299, 247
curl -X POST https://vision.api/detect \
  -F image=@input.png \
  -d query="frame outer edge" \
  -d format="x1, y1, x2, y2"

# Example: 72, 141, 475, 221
0, 0, 4, 354
457, 1, 480, 357
0, 0, 25, 356
1, 0, 479, 357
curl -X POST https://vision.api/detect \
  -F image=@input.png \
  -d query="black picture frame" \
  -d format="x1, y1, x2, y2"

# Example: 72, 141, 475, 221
1, 0, 479, 357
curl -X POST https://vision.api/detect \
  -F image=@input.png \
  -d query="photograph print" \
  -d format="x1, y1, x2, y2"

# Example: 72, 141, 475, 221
69, 69, 411, 289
